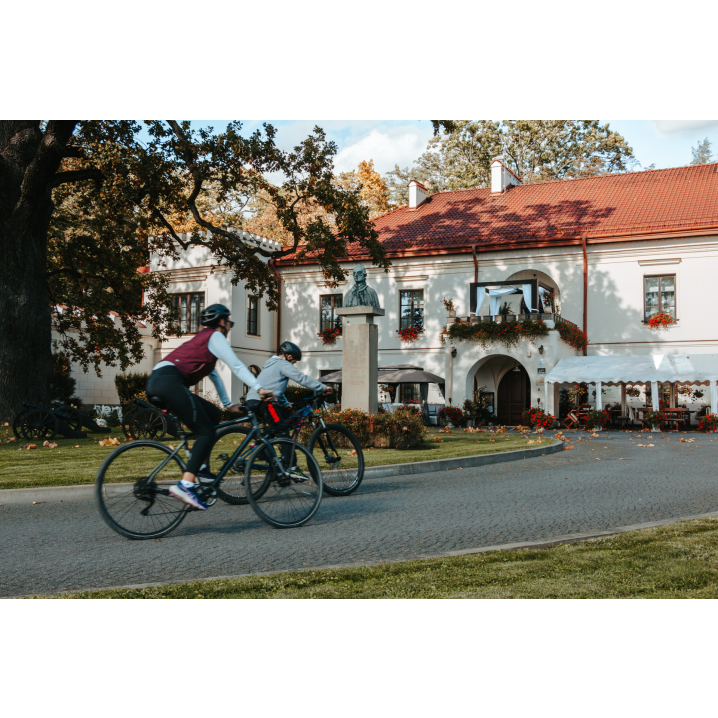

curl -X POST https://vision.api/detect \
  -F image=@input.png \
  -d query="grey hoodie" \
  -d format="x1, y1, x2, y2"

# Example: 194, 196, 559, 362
246, 356, 327, 407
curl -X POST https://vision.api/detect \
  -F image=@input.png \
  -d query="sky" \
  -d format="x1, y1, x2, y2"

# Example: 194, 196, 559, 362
186, 120, 718, 177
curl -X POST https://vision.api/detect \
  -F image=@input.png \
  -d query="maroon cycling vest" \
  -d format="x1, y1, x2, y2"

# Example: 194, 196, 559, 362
163, 327, 217, 386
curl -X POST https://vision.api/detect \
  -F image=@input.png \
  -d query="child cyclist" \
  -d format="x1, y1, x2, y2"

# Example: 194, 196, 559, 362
146, 304, 272, 510
246, 341, 332, 425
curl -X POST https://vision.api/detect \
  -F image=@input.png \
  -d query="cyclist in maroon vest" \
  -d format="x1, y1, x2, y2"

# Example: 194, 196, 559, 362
146, 304, 272, 510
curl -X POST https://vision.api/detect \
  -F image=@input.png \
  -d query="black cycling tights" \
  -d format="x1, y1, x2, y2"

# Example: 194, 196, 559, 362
146, 365, 221, 476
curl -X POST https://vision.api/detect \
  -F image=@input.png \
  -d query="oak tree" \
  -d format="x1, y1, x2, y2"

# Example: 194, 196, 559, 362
0, 121, 389, 419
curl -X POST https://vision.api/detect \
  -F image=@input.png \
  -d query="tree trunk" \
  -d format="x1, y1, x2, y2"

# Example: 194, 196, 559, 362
0, 121, 72, 421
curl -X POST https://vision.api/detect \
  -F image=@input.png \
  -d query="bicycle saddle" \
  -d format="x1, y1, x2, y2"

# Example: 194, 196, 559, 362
149, 396, 168, 410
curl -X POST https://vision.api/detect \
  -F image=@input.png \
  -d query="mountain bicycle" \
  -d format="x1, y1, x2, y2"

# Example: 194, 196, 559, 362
95, 400, 323, 540
266, 392, 365, 497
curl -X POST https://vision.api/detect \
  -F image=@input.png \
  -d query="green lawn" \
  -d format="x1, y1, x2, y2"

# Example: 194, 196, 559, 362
0, 425, 552, 491
46, 516, 718, 599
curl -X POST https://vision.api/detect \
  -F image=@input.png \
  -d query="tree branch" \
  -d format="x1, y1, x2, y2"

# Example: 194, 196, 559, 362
165, 120, 276, 259
49, 168, 103, 189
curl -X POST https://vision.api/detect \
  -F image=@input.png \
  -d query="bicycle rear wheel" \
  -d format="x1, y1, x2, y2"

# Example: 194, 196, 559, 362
96, 441, 188, 540
210, 424, 272, 505
308, 423, 364, 496
245, 438, 323, 528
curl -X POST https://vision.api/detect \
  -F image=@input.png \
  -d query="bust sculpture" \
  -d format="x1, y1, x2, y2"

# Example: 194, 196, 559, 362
344, 264, 381, 309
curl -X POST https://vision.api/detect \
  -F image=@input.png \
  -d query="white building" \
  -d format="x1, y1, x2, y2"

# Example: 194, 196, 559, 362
68, 160, 718, 421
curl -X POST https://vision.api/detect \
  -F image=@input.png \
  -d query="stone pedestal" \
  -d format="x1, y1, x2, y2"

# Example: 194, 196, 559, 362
335, 306, 385, 414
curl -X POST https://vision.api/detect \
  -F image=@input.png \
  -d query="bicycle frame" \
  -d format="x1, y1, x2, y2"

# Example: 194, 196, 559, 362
143, 410, 291, 487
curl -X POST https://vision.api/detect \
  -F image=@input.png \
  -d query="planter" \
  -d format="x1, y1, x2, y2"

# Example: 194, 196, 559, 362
449, 310, 456, 318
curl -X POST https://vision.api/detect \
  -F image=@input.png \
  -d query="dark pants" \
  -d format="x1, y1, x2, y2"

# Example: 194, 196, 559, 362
146, 365, 221, 475
246, 400, 294, 466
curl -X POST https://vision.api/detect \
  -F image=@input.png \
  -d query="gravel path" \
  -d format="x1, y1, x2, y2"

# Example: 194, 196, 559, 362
2, 430, 717, 597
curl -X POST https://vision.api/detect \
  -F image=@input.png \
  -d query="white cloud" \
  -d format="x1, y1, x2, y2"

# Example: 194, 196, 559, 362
653, 120, 718, 134
333, 128, 431, 175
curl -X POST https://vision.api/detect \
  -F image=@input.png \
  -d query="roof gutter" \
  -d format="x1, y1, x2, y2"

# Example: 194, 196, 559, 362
270, 258, 281, 350
582, 234, 588, 357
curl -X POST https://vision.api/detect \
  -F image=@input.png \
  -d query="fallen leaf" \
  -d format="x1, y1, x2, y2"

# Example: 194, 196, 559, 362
346, 450, 357, 457
32, 501, 45, 505
74, 445, 80, 449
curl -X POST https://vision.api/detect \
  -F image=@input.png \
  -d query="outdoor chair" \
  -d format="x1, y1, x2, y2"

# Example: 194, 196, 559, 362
427, 404, 440, 426
563, 410, 579, 430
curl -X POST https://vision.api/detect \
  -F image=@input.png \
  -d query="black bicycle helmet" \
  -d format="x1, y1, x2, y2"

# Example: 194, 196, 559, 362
278, 341, 302, 361
200, 304, 232, 326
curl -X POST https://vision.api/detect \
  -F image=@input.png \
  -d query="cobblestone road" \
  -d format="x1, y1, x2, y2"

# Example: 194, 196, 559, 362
2, 430, 717, 597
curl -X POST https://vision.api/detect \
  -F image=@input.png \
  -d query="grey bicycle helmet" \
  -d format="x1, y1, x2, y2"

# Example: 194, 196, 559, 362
278, 341, 302, 361
200, 304, 231, 326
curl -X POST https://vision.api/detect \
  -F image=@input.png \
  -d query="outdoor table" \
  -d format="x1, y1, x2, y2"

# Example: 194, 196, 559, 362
660, 408, 691, 432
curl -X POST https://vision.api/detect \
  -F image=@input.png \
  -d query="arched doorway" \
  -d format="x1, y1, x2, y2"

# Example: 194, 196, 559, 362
497, 364, 530, 425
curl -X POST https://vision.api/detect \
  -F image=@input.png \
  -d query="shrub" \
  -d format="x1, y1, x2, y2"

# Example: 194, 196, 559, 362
49, 352, 76, 404
312, 406, 426, 449
285, 386, 316, 403
585, 409, 609, 430
375, 406, 426, 449
521, 406, 558, 430
642, 410, 662, 429
115, 372, 149, 406
697, 413, 718, 433
438, 406, 465, 427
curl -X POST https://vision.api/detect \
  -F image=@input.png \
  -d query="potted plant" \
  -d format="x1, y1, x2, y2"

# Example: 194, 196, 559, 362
585, 409, 609, 431
398, 326, 420, 344
697, 413, 718, 433
317, 327, 341, 345
443, 297, 456, 318
647, 312, 677, 330
438, 405, 464, 428
642, 409, 662, 432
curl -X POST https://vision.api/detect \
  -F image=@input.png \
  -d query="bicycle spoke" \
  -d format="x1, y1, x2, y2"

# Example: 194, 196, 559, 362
96, 442, 187, 540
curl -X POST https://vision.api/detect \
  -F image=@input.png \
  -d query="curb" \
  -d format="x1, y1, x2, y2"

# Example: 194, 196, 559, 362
10, 509, 718, 599
362, 440, 562, 480
0, 441, 562, 506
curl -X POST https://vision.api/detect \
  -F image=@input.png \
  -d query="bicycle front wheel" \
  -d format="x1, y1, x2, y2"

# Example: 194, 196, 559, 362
245, 439, 323, 528
210, 424, 272, 506
96, 441, 188, 540
308, 423, 364, 496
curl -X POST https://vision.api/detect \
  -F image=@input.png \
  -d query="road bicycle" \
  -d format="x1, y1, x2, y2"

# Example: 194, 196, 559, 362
95, 400, 323, 540
262, 391, 365, 497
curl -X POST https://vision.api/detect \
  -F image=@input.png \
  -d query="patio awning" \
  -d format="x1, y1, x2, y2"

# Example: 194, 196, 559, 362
544, 354, 718, 385
320, 365, 440, 384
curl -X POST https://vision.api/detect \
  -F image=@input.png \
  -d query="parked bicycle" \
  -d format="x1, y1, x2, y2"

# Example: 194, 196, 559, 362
96, 399, 323, 540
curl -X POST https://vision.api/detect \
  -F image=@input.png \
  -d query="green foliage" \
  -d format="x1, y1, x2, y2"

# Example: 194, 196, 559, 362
585, 409, 609, 430
438, 406, 465, 427
114, 372, 149, 406
314, 406, 426, 449
690, 137, 713, 165
284, 386, 315, 403
384, 120, 636, 205
521, 406, 558, 430
697, 413, 718, 433
558, 389, 573, 419
49, 353, 76, 404
1, 121, 391, 418
556, 319, 589, 351
448, 319, 550, 349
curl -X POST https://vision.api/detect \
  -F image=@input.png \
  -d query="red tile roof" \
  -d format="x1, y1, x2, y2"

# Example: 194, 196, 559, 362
364, 163, 718, 255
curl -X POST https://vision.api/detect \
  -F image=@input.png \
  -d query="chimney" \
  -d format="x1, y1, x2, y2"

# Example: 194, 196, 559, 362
491, 156, 521, 194
408, 178, 428, 209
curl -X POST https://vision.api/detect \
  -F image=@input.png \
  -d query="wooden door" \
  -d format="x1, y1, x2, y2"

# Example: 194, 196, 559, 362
497, 366, 529, 425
